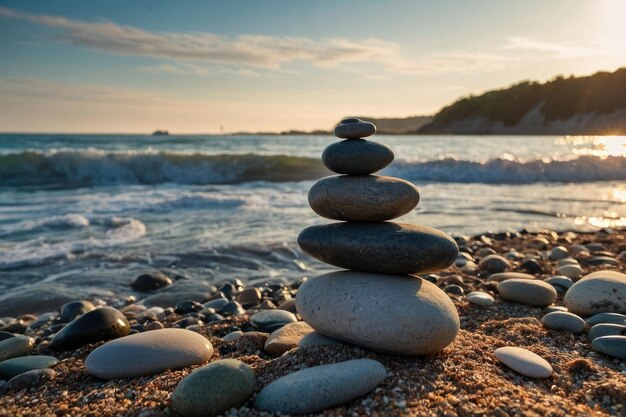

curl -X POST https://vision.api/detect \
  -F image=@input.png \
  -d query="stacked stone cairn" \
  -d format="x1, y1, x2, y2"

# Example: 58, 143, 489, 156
296, 118, 461, 355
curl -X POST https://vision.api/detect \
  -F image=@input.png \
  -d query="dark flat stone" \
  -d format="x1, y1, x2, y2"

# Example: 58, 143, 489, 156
298, 222, 458, 275
50, 307, 130, 351
334, 121, 376, 139
322, 139, 394, 175
308, 175, 419, 221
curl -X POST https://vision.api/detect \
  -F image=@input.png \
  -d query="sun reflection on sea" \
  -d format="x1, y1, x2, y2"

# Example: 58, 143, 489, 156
567, 135, 626, 158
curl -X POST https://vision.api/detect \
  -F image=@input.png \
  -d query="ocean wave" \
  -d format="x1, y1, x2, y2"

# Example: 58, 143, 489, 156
0, 150, 625, 186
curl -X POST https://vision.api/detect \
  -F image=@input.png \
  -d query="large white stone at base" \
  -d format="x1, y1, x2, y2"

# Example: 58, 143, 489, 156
296, 271, 460, 355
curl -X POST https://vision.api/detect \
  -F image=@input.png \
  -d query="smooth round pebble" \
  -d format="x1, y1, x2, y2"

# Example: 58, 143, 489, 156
322, 139, 394, 174
591, 335, 626, 359
131, 271, 172, 292
296, 271, 459, 355
586, 312, 626, 326
3, 368, 56, 391
50, 307, 130, 350
59, 300, 95, 323
541, 311, 585, 333
488, 272, 534, 282
0, 335, 34, 361
478, 255, 512, 274
557, 264, 583, 279
498, 279, 557, 307
254, 359, 386, 414
0, 355, 58, 378
264, 321, 313, 355
85, 328, 213, 379
564, 271, 626, 316
494, 347, 553, 378
249, 310, 297, 331
298, 331, 346, 348
588, 323, 626, 341
467, 291, 495, 307
550, 246, 570, 260
172, 359, 256, 417
298, 222, 458, 275
221, 331, 244, 343
334, 120, 376, 139
308, 175, 419, 222
544, 275, 574, 292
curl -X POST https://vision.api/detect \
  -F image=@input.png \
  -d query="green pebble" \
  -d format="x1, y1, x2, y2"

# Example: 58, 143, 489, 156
0, 355, 58, 378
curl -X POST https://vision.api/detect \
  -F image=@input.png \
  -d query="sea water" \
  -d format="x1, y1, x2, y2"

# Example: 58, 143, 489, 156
0, 134, 624, 304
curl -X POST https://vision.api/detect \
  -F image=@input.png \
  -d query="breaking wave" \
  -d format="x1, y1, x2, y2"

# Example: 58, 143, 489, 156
0, 150, 625, 186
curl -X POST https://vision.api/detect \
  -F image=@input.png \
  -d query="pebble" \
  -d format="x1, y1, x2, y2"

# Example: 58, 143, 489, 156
334, 119, 376, 139
131, 271, 173, 292
591, 335, 626, 359
520, 258, 542, 274
145, 321, 164, 331
265, 322, 314, 355
0, 335, 34, 361
3, 368, 56, 392
585, 312, 626, 326
588, 323, 626, 341
544, 305, 568, 313
487, 272, 535, 282
85, 328, 213, 379
249, 310, 297, 332
172, 359, 256, 417
218, 301, 245, 316
254, 359, 386, 414
175, 300, 203, 314
308, 175, 420, 222
141, 281, 216, 307
494, 346, 553, 378
549, 246, 570, 260
202, 297, 229, 310
444, 284, 464, 297
564, 271, 626, 316
467, 291, 495, 307
528, 237, 550, 250
50, 307, 130, 351
544, 275, 574, 292
498, 279, 557, 307
557, 257, 579, 266
59, 300, 95, 323
221, 330, 244, 343
582, 256, 618, 266
296, 272, 459, 355
237, 288, 262, 307
298, 222, 458, 275
298, 331, 346, 347
322, 139, 394, 175
0, 355, 58, 378
0, 331, 15, 342
478, 254, 512, 274
557, 264, 583, 279
541, 311, 585, 333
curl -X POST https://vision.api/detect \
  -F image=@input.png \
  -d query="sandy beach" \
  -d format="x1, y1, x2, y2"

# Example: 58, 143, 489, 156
1, 228, 624, 417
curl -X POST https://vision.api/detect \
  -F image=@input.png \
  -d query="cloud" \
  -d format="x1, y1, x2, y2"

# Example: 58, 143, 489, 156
0, 6, 517, 77
504, 37, 605, 58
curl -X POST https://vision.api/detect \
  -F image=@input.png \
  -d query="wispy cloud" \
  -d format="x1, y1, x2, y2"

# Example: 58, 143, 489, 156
504, 37, 605, 58
0, 6, 518, 77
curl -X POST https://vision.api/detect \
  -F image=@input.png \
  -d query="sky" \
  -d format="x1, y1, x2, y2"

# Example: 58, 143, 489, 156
0, 0, 625, 133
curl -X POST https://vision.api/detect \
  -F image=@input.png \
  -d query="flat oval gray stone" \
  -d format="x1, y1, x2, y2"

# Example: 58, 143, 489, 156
308, 175, 419, 221
254, 359, 386, 414
586, 312, 626, 326
172, 359, 256, 417
588, 323, 626, 341
591, 335, 626, 359
478, 255, 512, 274
557, 264, 583, 279
541, 311, 585, 333
264, 322, 313, 355
296, 272, 459, 355
495, 347, 552, 378
3, 368, 56, 391
50, 307, 130, 351
0, 355, 58, 378
334, 120, 376, 139
0, 335, 34, 361
60, 300, 95, 323
322, 139, 394, 175
467, 291, 495, 307
85, 328, 213, 379
298, 222, 458, 275
544, 276, 574, 292
488, 272, 535, 282
498, 279, 557, 307
249, 310, 297, 331
564, 271, 626, 316
298, 332, 346, 348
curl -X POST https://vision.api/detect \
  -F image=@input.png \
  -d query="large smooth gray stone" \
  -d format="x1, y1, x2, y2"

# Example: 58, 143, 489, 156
50, 307, 130, 351
298, 222, 458, 275
591, 335, 626, 359
541, 311, 585, 333
255, 359, 386, 414
0, 355, 58, 378
172, 359, 256, 417
564, 271, 626, 316
334, 120, 376, 139
308, 175, 419, 221
296, 272, 459, 355
85, 328, 213, 379
588, 323, 626, 341
498, 279, 557, 307
322, 139, 394, 175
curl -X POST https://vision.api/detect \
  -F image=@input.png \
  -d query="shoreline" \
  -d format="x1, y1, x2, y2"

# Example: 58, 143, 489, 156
0, 227, 624, 416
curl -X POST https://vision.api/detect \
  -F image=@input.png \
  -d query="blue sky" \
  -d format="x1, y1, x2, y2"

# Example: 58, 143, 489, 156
0, 0, 625, 132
